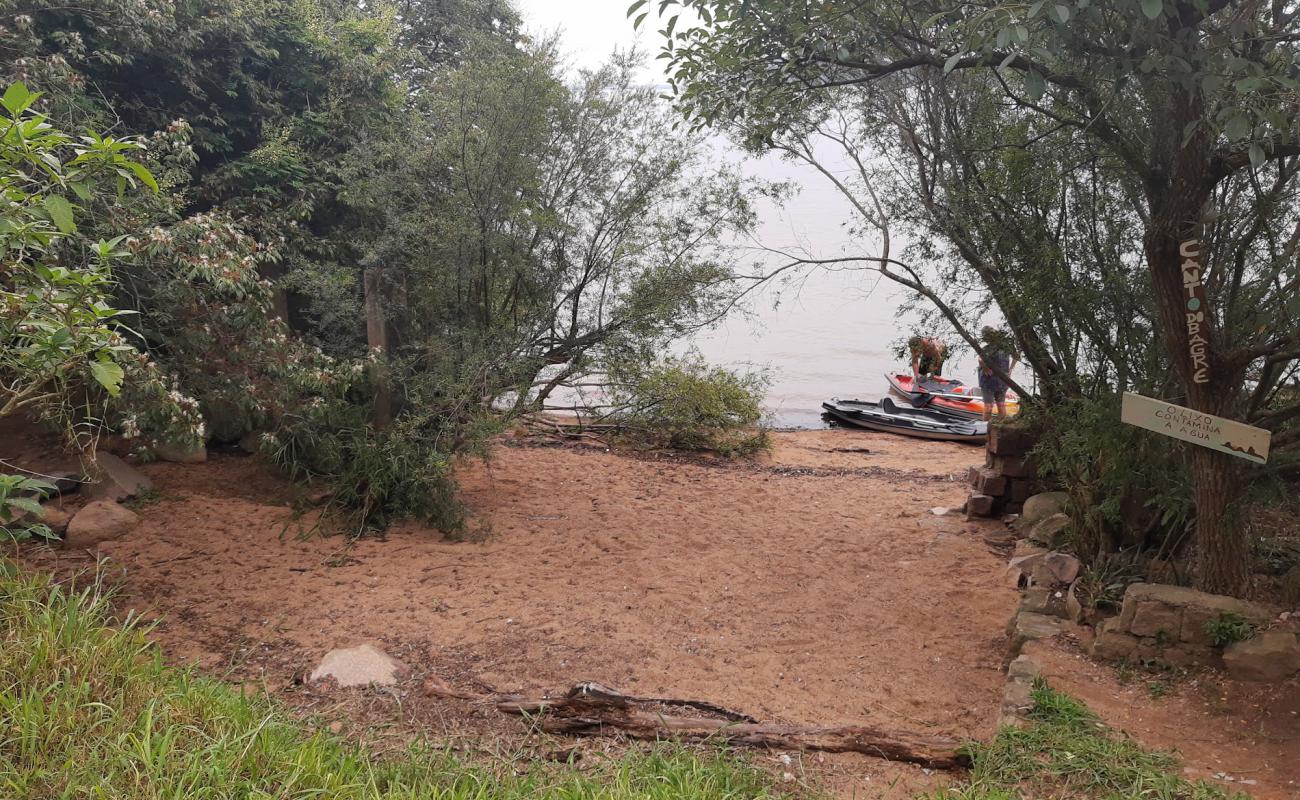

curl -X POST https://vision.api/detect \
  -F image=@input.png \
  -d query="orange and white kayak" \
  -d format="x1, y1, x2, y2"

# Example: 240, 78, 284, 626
885, 373, 1020, 420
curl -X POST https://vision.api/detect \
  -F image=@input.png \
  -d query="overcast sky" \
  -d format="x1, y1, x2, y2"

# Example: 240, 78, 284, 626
515, 0, 669, 75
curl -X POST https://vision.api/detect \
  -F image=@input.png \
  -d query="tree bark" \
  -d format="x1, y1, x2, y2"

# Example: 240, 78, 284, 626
1143, 83, 1248, 595
363, 268, 393, 428
426, 679, 971, 770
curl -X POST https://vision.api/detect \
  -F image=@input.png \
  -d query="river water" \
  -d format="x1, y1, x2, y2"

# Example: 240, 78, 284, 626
686, 148, 992, 428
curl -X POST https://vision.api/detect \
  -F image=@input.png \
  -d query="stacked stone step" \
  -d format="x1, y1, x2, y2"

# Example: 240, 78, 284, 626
967, 423, 1039, 518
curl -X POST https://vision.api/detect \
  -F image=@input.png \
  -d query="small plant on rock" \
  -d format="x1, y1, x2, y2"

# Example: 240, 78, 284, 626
1204, 612, 1256, 647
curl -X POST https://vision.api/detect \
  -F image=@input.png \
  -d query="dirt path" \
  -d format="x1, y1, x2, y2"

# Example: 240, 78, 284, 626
20, 428, 1011, 795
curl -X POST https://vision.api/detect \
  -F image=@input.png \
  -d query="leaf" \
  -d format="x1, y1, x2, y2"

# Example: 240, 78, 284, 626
69, 181, 92, 201
944, 53, 963, 74
1224, 113, 1251, 140
1248, 143, 1265, 168
1, 82, 35, 115
1028, 0, 1046, 17
6, 497, 44, 517
1140, 0, 1163, 19
123, 161, 158, 192
634, 11, 648, 29
626, 0, 647, 17
44, 195, 76, 234
89, 359, 124, 397
1051, 4, 1071, 22
1024, 70, 1047, 101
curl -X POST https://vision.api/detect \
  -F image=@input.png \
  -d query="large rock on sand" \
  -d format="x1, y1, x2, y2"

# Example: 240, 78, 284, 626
1016, 492, 1069, 530
310, 644, 405, 688
65, 501, 139, 547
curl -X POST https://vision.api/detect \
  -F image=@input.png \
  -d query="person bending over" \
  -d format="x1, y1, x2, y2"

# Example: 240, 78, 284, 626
909, 335, 947, 385
978, 327, 1019, 420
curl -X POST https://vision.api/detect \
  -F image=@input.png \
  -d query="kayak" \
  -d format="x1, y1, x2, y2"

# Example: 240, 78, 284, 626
821, 397, 988, 443
884, 373, 1020, 420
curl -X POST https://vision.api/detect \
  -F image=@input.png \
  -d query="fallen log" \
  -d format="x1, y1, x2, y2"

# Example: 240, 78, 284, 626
424, 679, 971, 770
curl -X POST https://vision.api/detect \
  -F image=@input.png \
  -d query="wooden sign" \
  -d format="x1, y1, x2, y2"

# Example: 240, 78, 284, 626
1179, 240, 1210, 385
1121, 392, 1270, 464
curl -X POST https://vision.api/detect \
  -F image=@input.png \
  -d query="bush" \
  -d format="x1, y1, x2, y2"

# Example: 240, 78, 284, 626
607, 353, 770, 456
1027, 395, 1193, 563
0, 566, 795, 799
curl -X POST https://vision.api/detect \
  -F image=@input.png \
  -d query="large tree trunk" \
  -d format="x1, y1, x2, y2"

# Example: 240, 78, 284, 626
1144, 85, 1248, 595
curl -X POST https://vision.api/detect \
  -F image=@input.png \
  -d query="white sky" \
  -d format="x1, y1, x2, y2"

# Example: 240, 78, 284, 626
515, 0, 670, 76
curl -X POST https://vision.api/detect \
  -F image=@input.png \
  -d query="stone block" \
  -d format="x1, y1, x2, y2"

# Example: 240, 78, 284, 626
1008, 478, 1034, 503
152, 441, 207, 464
1223, 631, 1300, 682
1129, 600, 1183, 639
1160, 643, 1218, 669
974, 468, 1007, 496
1021, 585, 1071, 620
1180, 598, 1274, 645
966, 493, 995, 517
988, 424, 1035, 456
1091, 618, 1139, 661
991, 453, 1037, 479
1005, 611, 1066, 665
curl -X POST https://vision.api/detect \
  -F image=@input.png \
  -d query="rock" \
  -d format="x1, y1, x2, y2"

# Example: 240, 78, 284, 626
988, 424, 1035, 456
38, 504, 72, 535
1129, 600, 1183, 639
929, 506, 950, 516
65, 501, 139, 547
1222, 631, 1300, 682
1091, 617, 1139, 661
1160, 643, 1217, 669
1026, 513, 1071, 548
1030, 552, 1082, 586
966, 493, 995, 518
1065, 580, 1085, 624
1020, 586, 1070, 619
83, 453, 152, 502
45, 472, 83, 497
1008, 478, 1034, 503
1005, 611, 1066, 665
309, 644, 405, 688
152, 441, 207, 464
991, 453, 1037, 479
1018, 492, 1069, 529
972, 467, 1007, 496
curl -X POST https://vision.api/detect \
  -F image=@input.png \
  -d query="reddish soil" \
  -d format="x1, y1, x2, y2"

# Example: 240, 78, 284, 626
12, 424, 1299, 798
1024, 639, 1300, 800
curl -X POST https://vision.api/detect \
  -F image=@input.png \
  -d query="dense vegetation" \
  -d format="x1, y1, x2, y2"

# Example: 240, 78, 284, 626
645, 0, 1300, 595
0, 0, 771, 534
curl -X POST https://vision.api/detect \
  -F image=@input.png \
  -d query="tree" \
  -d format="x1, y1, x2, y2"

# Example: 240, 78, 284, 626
642, 0, 1300, 593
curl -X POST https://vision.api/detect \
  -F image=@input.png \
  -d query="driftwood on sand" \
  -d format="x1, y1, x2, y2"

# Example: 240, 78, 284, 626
424, 679, 971, 770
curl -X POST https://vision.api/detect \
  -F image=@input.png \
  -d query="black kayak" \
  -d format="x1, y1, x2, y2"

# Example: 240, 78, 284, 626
821, 397, 988, 443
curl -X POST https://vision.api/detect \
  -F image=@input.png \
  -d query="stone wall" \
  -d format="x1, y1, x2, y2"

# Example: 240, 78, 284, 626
1092, 583, 1299, 680
967, 423, 1040, 519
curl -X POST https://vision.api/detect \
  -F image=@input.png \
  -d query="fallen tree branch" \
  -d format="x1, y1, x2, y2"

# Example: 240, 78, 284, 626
423, 679, 971, 770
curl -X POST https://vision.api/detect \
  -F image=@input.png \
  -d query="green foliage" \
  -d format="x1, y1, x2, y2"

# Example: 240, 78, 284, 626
1204, 612, 1256, 648
0, 475, 56, 542
1027, 396, 1193, 563
607, 353, 770, 456
0, 566, 796, 799
924, 680, 1245, 800
1073, 554, 1144, 614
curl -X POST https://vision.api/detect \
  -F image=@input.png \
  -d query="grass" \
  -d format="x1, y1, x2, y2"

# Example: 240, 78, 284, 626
925, 681, 1247, 800
0, 564, 797, 799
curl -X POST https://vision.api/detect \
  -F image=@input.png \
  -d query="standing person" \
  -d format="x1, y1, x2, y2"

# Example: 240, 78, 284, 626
908, 335, 947, 386
978, 327, 1018, 420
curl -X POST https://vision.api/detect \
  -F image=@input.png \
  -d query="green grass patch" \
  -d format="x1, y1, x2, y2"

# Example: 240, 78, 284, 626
925, 681, 1246, 800
0, 566, 797, 799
